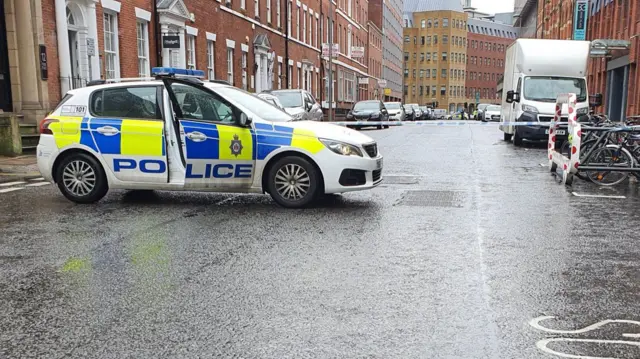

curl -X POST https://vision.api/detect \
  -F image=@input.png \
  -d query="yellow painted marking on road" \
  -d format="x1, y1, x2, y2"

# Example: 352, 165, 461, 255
60, 257, 90, 273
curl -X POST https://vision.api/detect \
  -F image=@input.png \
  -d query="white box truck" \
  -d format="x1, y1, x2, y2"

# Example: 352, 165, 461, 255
499, 39, 594, 146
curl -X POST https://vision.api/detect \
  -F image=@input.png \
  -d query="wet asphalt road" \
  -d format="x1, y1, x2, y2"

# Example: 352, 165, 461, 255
2, 122, 640, 359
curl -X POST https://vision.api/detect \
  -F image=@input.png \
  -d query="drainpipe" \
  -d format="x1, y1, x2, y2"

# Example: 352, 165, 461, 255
285, 0, 290, 88
154, 0, 161, 66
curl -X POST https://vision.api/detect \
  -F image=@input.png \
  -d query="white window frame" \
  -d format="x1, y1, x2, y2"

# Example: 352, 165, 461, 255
296, 6, 300, 39
255, 0, 259, 18
136, 21, 150, 77
288, 64, 293, 88
227, 48, 234, 85
303, 10, 306, 43
277, 0, 281, 27
287, 2, 292, 35
186, 34, 196, 70
267, 0, 271, 23
278, 62, 282, 89
241, 50, 247, 90
207, 40, 215, 79
103, 11, 120, 79
309, 13, 313, 46
315, 17, 319, 47
241, 0, 246, 10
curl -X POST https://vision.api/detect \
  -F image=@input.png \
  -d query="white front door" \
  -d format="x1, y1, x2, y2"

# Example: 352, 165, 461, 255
68, 30, 81, 88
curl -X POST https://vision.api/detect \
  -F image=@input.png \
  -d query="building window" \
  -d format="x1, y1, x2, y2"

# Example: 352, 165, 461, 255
103, 12, 119, 79
241, 51, 248, 90
255, 0, 259, 17
404, 52, 409, 61
315, 17, 319, 47
227, 48, 234, 85
434, 19, 438, 28
440, 86, 445, 96
412, 69, 416, 78
442, 52, 447, 61
287, 2, 292, 35
427, 19, 432, 28
425, 69, 430, 78
441, 69, 446, 78
404, 35, 409, 43
297, 6, 300, 39
186, 35, 196, 70
303, 10, 307, 43
404, 69, 408, 78
207, 41, 215, 79
420, 53, 424, 61
267, 0, 271, 23
443, 18, 448, 27
421, 36, 425, 45
443, 35, 448, 45
288, 64, 292, 88
432, 69, 436, 78
426, 36, 431, 45
421, 19, 426, 28
426, 52, 431, 61
433, 35, 437, 44
136, 21, 149, 77
241, 0, 246, 9
278, 62, 282, 89
277, 0, 281, 27
310, 14, 314, 46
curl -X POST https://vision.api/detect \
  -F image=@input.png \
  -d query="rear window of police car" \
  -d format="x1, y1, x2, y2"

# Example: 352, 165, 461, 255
90, 86, 160, 119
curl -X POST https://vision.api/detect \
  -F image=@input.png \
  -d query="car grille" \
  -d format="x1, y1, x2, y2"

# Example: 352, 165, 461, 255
372, 169, 382, 183
539, 116, 568, 122
363, 143, 377, 157
491, 115, 500, 120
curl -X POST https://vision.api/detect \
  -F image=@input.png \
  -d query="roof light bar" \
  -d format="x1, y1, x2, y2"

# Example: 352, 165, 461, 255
151, 67, 206, 79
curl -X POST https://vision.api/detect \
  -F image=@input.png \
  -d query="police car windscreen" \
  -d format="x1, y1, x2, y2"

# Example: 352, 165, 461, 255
216, 87, 292, 122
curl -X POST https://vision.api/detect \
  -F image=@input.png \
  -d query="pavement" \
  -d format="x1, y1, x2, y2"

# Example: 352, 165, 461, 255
0, 155, 41, 183
1, 123, 640, 358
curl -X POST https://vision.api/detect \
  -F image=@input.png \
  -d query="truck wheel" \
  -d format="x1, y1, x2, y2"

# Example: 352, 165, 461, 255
503, 133, 512, 141
55, 152, 108, 204
267, 156, 320, 208
513, 129, 523, 146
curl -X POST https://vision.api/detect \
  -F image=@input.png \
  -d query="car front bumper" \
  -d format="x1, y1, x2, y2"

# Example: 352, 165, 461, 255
318, 151, 383, 194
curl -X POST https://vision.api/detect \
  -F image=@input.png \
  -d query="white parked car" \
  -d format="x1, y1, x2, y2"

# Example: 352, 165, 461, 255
383, 102, 405, 121
256, 93, 285, 110
482, 105, 501, 122
36, 68, 383, 208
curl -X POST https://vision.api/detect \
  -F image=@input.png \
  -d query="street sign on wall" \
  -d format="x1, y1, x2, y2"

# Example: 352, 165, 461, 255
162, 36, 180, 49
358, 77, 369, 85
573, 0, 588, 41
351, 46, 365, 58
322, 43, 339, 58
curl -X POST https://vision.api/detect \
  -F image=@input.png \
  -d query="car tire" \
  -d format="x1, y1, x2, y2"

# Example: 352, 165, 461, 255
384, 125, 390, 129
55, 152, 108, 204
513, 128, 523, 146
267, 156, 320, 208
503, 132, 513, 141
377, 125, 383, 129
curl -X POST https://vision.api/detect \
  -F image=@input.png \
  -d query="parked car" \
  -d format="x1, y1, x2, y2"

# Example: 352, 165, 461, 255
408, 104, 422, 120
419, 106, 431, 120
446, 111, 470, 120
482, 104, 501, 122
262, 89, 323, 121
384, 102, 405, 121
403, 104, 416, 121
256, 93, 285, 110
475, 103, 491, 121
346, 100, 390, 129
433, 109, 447, 120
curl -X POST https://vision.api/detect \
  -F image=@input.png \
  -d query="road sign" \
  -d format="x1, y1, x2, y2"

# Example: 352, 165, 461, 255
378, 79, 387, 88
358, 77, 369, 85
573, 0, 588, 41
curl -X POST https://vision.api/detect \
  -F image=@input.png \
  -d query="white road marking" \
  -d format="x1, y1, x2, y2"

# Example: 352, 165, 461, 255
0, 181, 26, 187
571, 192, 626, 199
529, 316, 640, 335
29, 177, 45, 181
0, 187, 23, 193
536, 338, 640, 359
25, 182, 50, 187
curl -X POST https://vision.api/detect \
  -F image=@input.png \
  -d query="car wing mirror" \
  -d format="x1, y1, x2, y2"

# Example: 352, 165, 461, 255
239, 112, 252, 126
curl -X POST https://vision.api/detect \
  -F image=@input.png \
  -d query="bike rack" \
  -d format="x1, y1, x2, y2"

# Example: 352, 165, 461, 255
548, 93, 581, 185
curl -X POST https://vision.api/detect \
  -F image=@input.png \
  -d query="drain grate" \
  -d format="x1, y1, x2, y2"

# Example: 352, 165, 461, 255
398, 190, 466, 207
383, 175, 420, 185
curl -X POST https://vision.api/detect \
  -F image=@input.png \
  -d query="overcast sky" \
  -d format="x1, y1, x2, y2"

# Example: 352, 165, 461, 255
472, 0, 516, 14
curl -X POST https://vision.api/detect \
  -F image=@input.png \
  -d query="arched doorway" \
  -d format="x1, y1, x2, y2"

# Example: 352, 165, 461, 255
66, 3, 88, 88
253, 34, 272, 93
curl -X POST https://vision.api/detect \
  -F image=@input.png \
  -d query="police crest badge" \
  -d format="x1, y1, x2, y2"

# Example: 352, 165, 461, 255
230, 134, 243, 157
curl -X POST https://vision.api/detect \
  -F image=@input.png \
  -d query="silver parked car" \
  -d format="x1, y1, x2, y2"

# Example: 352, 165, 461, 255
383, 102, 405, 121
263, 89, 323, 121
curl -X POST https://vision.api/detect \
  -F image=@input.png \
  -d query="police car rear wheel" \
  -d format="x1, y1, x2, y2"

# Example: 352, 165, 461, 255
56, 153, 108, 204
268, 156, 319, 208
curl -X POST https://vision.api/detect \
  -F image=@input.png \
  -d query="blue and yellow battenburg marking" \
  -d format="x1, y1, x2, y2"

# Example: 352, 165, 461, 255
48, 116, 166, 156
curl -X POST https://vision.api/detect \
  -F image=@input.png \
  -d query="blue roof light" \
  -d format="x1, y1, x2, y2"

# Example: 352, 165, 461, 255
151, 67, 205, 78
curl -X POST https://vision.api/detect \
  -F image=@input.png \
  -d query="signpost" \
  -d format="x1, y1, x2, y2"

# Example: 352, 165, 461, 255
573, 0, 588, 41
351, 46, 365, 58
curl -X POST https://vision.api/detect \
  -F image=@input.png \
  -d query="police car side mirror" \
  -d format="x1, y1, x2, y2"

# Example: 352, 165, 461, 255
239, 112, 252, 127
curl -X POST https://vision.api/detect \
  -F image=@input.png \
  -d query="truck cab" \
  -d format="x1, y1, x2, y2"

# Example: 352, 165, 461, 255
500, 39, 592, 146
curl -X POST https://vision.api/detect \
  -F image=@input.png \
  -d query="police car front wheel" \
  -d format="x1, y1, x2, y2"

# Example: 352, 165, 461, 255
267, 156, 320, 208
56, 153, 108, 204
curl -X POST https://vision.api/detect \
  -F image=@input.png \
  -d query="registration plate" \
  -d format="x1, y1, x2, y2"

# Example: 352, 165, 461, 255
545, 129, 566, 135
376, 158, 383, 169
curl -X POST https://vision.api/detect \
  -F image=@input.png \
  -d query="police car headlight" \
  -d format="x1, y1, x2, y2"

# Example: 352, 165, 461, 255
319, 139, 363, 157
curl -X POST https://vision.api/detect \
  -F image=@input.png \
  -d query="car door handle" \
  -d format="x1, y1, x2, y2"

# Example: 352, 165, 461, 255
186, 131, 207, 142
96, 126, 119, 136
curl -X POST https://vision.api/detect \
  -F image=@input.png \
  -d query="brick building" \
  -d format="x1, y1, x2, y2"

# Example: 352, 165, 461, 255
464, 18, 517, 111
402, 9, 468, 112
39, 0, 399, 116
366, 20, 383, 101
370, 0, 403, 101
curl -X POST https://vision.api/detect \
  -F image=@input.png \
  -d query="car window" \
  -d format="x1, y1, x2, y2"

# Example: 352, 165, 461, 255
170, 83, 235, 124
272, 92, 303, 108
307, 92, 317, 104
91, 86, 160, 119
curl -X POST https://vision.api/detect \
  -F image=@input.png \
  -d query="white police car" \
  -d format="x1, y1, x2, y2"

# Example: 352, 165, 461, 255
37, 68, 383, 208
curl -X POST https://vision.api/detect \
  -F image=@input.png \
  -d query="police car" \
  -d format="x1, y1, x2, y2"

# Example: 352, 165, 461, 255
37, 68, 383, 208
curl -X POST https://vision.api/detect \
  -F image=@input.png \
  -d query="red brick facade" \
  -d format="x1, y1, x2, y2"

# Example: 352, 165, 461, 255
465, 32, 513, 108
41, 0, 382, 113
367, 21, 383, 100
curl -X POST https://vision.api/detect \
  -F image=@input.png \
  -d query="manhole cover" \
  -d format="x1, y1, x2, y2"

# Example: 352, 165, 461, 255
398, 190, 466, 207
383, 175, 419, 185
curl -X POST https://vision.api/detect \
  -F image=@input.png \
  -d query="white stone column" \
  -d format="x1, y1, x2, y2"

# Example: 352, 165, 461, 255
14, 0, 38, 105
54, 0, 72, 94
87, 1, 100, 80
261, 55, 268, 91
161, 23, 170, 67
178, 29, 186, 68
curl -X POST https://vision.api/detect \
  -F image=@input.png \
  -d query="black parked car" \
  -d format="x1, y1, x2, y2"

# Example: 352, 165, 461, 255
346, 100, 390, 129
403, 104, 416, 121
